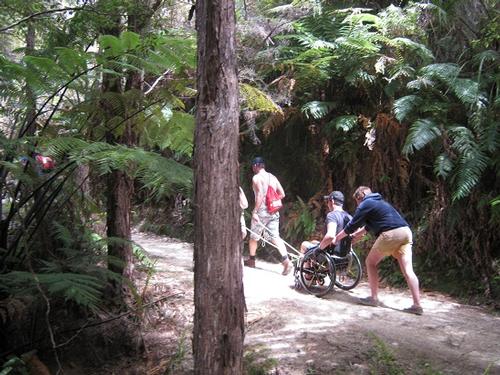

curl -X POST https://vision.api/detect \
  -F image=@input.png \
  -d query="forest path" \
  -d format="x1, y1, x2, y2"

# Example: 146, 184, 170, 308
133, 231, 500, 375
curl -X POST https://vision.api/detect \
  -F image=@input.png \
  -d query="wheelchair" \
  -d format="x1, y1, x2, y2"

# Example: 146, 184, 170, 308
294, 245, 362, 297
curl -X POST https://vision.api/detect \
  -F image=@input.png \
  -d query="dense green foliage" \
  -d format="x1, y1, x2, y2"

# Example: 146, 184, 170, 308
238, 0, 498, 299
0, 0, 498, 370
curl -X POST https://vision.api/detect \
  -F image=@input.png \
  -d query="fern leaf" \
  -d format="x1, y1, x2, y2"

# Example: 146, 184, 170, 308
433, 153, 454, 178
326, 115, 358, 132
393, 95, 423, 122
407, 76, 435, 90
403, 118, 441, 155
99, 35, 125, 57
450, 78, 485, 106
301, 101, 336, 120
120, 31, 141, 50
420, 63, 460, 82
452, 150, 489, 200
0, 272, 104, 310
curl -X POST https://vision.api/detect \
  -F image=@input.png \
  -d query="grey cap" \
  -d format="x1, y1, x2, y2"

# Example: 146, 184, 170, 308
323, 191, 344, 205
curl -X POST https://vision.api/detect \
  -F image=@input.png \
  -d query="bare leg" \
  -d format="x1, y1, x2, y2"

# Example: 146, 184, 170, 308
271, 237, 287, 258
248, 238, 258, 257
272, 237, 291, 275
365, 247, 385, 301
396, 251, 421, 307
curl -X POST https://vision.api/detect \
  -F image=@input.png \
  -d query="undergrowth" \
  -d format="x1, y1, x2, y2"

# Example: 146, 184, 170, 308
368, 333, 405, 375
243, 345, 278, 375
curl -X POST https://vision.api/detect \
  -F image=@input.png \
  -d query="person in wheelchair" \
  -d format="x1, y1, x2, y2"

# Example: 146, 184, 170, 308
300, 190, 352, 256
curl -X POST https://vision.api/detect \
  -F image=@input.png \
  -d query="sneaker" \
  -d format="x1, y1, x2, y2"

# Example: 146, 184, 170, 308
244, 258, 255, 268
403, 305, 424, 315
358, 296, 385, 307
282, 259, 292, 275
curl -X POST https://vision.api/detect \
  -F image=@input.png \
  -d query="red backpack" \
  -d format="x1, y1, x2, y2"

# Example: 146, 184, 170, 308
35, 154, 55, 171
265, 174, 283, 214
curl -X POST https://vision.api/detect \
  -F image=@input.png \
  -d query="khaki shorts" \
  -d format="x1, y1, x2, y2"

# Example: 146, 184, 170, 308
372, 226, 412, 258
250, 211, 280, 241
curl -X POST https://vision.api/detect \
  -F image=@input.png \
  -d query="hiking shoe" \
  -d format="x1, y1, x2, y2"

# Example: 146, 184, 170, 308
403, 305, 424, 315
282, 259, 292, 276
358, 296, 385, 307
244, 258, 255, 268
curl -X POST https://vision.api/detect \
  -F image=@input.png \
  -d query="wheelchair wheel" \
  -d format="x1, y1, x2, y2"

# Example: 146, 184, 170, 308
299, 249, 336, 297
332, 250, 362, 290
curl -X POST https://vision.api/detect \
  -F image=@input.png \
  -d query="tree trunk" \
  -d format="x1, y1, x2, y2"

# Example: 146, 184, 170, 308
99, 12, 133, 289
105, 0, 162, 292
193, 0, 245, 373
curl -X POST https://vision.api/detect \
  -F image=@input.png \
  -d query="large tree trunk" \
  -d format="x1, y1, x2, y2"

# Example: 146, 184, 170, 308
193, 0, 245, 373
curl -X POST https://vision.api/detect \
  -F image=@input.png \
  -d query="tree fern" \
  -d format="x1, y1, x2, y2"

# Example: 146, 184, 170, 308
41, 137, 193, 198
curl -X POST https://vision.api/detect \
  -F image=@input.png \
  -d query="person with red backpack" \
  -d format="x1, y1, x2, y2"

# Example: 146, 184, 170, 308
34, 153, 55, 174
244, 157, 291, 275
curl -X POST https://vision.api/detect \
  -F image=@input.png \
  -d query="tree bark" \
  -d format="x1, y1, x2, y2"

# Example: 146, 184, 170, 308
105, 0, 160, 287
99, 11, 133, 288
193, 0, 245, 373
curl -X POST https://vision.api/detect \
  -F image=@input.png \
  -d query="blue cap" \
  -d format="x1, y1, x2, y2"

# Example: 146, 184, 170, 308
251, 157, 265, 166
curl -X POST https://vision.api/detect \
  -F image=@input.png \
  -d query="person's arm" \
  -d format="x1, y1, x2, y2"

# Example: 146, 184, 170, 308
252, 175, 265, 221
319, 221, 337, 250
239, 187, 248, 210
275, 176, 285, 199
351, 227, 366, 244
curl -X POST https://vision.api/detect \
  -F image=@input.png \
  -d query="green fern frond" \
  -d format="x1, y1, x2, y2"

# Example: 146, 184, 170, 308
449, 78, 485, 106
346, 69, 376, 85
388, 37, 434, 62
240, 83, 282, 113
393, 95, 423, 122
420, 63, 460, 82
433, 153, 454, 178
327, 115, 358, 132
301, 101, 336, 120
452, 150, 489, 201
55, 47, 89, 75
41, 137, 193, 198
406, 76, 435, 90
448, 126, 478, 155
142, 108, 194, 155
403, 118, 441, 155
51, 222, 75, 248
135, 153, 193, 199
472, 49, 499, 66
0, 272, 104, 310
445, 125, 489, 200
132, 243, 156, 270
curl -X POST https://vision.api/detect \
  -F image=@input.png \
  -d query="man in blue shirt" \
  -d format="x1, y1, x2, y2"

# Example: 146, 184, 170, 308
335, 186, 423, 315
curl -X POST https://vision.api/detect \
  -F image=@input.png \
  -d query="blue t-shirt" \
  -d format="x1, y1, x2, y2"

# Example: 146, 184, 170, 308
344, 193, 409, 237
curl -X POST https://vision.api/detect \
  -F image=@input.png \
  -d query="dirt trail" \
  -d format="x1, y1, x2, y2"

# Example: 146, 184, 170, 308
134, 231, 500, 375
